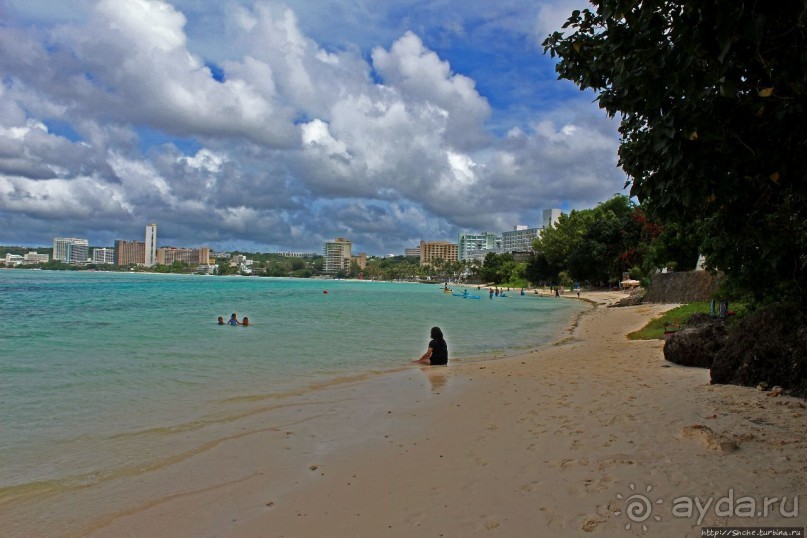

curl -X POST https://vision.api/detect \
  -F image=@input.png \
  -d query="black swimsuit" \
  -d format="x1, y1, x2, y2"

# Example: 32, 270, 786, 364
429, 338, 448, 365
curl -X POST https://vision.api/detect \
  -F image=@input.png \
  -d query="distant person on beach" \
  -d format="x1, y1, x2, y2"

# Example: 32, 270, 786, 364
228, 313, 239, 326
217, 316, 225, 325
241, 317, 249, 326
414, 327, 448, 366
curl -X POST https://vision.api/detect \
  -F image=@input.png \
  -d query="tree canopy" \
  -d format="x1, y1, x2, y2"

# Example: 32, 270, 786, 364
544, 2, 807, 306
526, 195, 684, 285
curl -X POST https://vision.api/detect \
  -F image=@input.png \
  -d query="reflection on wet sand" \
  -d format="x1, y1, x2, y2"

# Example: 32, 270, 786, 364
423, 366, 448, 393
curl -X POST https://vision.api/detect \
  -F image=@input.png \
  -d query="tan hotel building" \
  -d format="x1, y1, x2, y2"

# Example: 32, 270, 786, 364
324, 238, 352, 274
419, 240, 458, 267
115, 239, 145, 266
157, 247, 211, 266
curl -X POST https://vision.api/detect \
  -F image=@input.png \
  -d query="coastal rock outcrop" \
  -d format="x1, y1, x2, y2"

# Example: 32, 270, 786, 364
686, 313, 713, 327
609, 289, 645, 307
664, 319, 728, 368
711, 303, 807, 397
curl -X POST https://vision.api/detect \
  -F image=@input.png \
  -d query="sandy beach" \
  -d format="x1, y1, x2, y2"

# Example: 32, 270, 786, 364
6, 291, 805, 537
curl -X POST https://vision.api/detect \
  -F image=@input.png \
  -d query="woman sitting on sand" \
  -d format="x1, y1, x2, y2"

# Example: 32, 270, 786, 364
414, 327, 448, 366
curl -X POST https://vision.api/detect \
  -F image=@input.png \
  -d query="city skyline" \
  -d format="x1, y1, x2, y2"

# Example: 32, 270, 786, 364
12, 212, 560, 259
0, 0, 626, 255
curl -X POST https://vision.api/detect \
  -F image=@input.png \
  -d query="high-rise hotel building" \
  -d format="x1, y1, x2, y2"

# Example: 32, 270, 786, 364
53, 237, 89, 265
542, 209, 562, 229
501, 225, 540, 253
323, 238, 352, 274
92, 248, 116, 265
458, 232, 498, 261
115, 240, 145, 266
419, 240, 458, 267
156, 247, 211, 266
144, 223, 157, 267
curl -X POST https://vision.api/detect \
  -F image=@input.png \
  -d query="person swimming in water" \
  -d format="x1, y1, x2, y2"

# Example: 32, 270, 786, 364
228, 313, 239, 326
217, 316, 225, 325
241, 317, 249, 326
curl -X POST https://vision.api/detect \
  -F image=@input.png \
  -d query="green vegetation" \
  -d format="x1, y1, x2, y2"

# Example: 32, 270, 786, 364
0, 246, 48, 257
39, 260, 78, 270
525, 195, 698, 287
627, 303, 711, 340
248, 253, 320, 277
544, 2, 807, 308
628, 301, 749, 340
360, 256, 478, 283
479, 253, 528, 285
150, 261, 195, 274
499, 277, 529, 289
362, 256, 421, 281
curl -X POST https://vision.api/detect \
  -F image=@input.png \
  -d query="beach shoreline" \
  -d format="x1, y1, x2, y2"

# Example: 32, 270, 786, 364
5, 291, 804, 537
2, 288, 590, 538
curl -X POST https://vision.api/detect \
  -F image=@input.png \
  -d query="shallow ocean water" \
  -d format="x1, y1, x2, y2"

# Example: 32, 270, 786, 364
0, 270, 583, 493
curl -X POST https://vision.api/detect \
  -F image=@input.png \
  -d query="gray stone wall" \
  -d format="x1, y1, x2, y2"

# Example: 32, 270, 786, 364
643, 271, 723, 304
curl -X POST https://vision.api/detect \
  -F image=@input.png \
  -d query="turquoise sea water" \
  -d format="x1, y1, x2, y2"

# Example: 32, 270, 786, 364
0, 270, 583, 496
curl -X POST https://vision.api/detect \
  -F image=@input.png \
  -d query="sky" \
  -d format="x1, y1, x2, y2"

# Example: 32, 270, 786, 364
0, 0, 627, 255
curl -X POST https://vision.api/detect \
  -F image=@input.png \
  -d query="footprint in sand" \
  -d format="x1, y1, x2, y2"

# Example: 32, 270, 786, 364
583, 475, 612, 493
681, 424, 738, 453
483, 519, 501, 530
521, 480, 541, 493
599, 434, 618, 448
581, 517, 606, 532
599, 415, 617, 427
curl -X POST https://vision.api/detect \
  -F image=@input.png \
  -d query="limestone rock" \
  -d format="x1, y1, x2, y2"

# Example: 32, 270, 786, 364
663, 320, 728, 368
710, 303, 807, 397
686, 312, 713, 327
609, 289, 645, 307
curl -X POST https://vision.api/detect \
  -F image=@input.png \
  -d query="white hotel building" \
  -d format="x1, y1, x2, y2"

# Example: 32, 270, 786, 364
456, 208, 563, 262
323, 238, 352, 274
145, 223, 157, 267
457, 232, 499, 262
92, 248, 116, 265
4, 252, 51, 266
53, 237, 89, 265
